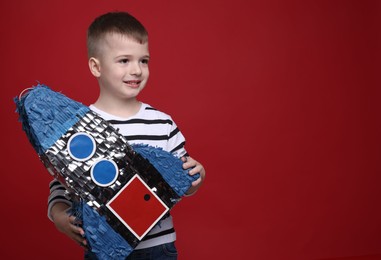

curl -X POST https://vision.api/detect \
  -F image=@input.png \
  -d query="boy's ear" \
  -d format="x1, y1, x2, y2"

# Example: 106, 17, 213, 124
88, 57, 101, 77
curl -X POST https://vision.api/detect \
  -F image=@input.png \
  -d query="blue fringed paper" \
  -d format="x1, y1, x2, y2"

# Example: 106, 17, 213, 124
132, 144, 197, 197
15, 84, 199, 259
14, 84, 89, 155
71, 201, 133, 259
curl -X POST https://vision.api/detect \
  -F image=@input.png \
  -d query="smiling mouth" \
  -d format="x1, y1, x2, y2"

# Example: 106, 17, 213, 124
124, 80, 141, 87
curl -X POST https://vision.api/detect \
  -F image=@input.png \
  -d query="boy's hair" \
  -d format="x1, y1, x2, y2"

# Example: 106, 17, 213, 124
87, 11, 148, 58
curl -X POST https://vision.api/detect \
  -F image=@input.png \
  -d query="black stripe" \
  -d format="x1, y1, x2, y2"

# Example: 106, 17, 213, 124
170, 141, 186, 154
49, 180, 61, 189
51, 186, 67, 192
108, 119, 173, 125
145, 107, 157, 111
124, 134, 170, 141
142, 228, 175, 241
48, 195, 70, 205
169, 128, 180, 139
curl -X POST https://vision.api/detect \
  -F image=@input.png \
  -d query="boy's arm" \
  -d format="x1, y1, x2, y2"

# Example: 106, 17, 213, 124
48, 180, 87, 247
181, 156, 206, 196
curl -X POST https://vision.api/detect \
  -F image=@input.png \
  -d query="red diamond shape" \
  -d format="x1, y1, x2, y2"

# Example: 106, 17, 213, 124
106, 175, 169, 239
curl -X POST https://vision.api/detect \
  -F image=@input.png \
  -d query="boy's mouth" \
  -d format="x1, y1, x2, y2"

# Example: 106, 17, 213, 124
124, 80, 141, 88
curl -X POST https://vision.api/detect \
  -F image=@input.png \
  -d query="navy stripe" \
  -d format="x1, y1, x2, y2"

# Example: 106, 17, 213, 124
142, 228, 175, 241
124, 134, 170, 141
170, 141, 186, 154
48, 195, 69, 205
169, 128, 180, 139
51, 186, 67, 192
49, 180, 61, 189
108, 119, 173, 125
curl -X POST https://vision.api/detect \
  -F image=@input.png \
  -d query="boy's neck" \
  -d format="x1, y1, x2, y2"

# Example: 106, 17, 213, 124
93, 97, 142, 118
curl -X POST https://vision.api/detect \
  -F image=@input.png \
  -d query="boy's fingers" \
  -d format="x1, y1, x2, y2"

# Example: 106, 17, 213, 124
182, 156, 193, 169
189, 164, 203, 175
70, 226, 87, 247
192, 178, 201, 186
69, 221, 85, 236
69, 215, 83, 225
74, 235, 87, 247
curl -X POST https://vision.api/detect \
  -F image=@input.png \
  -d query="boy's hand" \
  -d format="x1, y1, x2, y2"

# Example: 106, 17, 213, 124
51, 203, 87, 248
181, 156, 206, 195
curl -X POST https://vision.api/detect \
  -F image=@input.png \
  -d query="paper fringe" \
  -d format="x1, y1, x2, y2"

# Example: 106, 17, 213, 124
71, 201, 133, 259
132, 144, 200, 197
14, 84, 89, 154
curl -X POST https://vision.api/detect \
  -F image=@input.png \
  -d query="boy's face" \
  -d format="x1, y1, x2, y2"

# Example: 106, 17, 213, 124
90, 33, 150, 102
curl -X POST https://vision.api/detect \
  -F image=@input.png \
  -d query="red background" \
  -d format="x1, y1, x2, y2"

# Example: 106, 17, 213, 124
1, 1, 380, 259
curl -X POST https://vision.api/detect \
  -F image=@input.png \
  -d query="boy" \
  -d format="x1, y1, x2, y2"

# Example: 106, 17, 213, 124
48, 11, 205, 259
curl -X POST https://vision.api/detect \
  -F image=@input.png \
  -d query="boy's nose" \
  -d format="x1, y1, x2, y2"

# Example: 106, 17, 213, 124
129, 62, 142, 76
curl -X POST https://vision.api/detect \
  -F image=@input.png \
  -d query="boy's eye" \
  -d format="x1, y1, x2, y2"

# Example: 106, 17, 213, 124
141, 59, 149, 65
119, 59, 129, 64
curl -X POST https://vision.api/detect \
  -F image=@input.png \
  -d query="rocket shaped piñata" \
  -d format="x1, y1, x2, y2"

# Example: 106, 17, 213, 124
14, 84, 198, 259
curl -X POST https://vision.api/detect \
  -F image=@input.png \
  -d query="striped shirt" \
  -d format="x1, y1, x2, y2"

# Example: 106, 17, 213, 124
48, 102, 187, 249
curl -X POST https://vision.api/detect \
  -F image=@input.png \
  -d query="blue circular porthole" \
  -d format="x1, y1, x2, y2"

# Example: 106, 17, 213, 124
90, 159, 119, 187
67, 132, 96, 161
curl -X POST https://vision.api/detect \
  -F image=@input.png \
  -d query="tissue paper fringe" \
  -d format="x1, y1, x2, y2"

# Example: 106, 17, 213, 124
14, 84, 199, 259
14, 84, 89, 154
132, 144, 199, 197
71, 201, 133, 259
